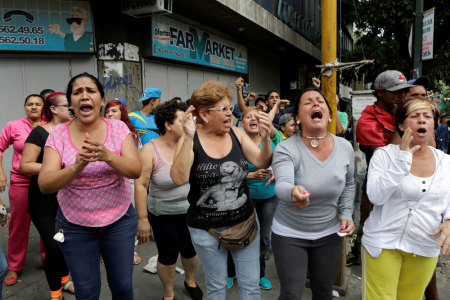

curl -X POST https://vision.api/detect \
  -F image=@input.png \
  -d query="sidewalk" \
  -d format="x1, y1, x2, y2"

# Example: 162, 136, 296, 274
1, 223, 450, 299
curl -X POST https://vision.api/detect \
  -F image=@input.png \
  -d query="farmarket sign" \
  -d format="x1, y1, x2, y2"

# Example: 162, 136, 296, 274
151, 16, 248, 73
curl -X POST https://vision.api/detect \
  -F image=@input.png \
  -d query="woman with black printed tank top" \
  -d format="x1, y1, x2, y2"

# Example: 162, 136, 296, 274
170, 81, 273, 300
134, 100, 202, 300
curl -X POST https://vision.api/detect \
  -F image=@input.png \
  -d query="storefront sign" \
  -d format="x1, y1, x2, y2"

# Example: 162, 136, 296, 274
152, 16, 248, 73
0, 0, 93, 52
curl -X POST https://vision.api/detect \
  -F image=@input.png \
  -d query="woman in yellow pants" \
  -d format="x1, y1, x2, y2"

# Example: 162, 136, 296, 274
362, 99, 450, 300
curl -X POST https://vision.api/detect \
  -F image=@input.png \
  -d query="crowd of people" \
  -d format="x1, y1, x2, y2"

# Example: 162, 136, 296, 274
0, 69, 448, 300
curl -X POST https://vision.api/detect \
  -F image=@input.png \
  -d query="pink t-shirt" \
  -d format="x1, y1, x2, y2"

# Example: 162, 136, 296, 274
0, 118, 33, 184
45, 118, 133, 227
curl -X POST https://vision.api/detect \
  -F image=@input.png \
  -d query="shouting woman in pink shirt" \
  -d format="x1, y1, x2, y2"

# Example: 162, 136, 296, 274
38, 73, 141, 300
0, 94, 46, 285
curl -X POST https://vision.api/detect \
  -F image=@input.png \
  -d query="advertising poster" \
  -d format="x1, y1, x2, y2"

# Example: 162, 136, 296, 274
152, 16, 248, 73
0, 0, 93, 52
422, 8, 434, 60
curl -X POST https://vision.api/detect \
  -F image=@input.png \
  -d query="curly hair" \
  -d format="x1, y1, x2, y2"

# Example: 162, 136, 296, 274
190, 81, 232, 124
155, 100, 187, 135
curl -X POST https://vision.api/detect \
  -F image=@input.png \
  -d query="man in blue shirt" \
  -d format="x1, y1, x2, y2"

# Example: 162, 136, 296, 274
129, 88, 161, 145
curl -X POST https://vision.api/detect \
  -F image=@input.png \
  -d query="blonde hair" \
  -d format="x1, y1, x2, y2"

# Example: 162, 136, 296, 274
190, 81, 232, 124
241, 106, 258, 118
395, 99, 440, 131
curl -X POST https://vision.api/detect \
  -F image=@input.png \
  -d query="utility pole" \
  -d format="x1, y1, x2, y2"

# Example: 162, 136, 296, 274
412, 0, 424, 78
322, 0, 337, 135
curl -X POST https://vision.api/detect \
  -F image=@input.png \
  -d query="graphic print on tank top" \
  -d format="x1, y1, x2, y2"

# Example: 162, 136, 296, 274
196, 160, 248, 211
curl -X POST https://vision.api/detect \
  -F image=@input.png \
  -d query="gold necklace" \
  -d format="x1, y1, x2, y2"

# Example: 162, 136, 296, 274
300, 133, 328, 148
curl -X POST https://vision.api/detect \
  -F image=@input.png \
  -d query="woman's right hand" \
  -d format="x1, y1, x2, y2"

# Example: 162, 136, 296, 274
182, 105, 196, 138
137, 218, 151, 244
291, 186, 310, 210
0, 173, 9, 193
73, 148, 89, 172
399, 127, 421, 154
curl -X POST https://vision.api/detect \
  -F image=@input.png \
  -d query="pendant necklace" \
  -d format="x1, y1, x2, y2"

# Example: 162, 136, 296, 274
300, 133, 328, 148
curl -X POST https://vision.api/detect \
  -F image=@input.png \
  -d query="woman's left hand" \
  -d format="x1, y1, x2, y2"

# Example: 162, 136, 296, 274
431, 220, 450, 255
339, 219, 355, 236
0, 213, 9, 229
80, 133, 113, 163
256, 111, 271, 139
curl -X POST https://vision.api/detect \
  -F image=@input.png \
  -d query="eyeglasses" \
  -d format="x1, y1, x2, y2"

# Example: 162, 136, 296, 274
66, 18, 85, 25
207, 105, 234, 113
53, 104, 71, 108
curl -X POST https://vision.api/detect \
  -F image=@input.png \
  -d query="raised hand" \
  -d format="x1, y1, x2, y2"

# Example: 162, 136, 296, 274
278, 99, 290, 107
48, 23, 61, 35
312, 77, 321, 89
399, 127, 421, 154
291, 186, 310, 210
245, 92, 256, 102
181, 105, 196, 138
256, 111, 270, 139
235, 77, 244, 90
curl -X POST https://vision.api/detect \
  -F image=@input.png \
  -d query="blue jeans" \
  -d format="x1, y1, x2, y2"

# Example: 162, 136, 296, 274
189, 224, 261, 300
55, 205, 137, 300
253, 195, 278, 277
0, 246, 7, 300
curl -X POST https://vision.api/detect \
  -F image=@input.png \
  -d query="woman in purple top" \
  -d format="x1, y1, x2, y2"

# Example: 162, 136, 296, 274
38, 73, 141, 300
0, 94, 45, 285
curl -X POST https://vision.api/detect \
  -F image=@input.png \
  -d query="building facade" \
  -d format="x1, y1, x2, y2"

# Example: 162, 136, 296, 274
0, 0, 322, 204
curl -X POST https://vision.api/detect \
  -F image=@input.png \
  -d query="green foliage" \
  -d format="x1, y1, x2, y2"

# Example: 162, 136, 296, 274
340, 0, 450, 90
441, 90, 450, 115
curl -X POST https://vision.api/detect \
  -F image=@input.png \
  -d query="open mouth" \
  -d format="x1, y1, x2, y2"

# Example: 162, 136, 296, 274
417, 128, 427, 135
223, 119, 231, 127
311, 110, 323, 120
249, 121, 258, 129
79, 104, 94, 116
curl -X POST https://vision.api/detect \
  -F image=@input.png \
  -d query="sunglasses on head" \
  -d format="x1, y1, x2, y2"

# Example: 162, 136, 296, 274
66, 18, 84, 25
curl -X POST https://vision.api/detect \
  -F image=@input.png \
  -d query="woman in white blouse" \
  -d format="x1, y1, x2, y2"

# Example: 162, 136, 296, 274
362, 99, 450, 300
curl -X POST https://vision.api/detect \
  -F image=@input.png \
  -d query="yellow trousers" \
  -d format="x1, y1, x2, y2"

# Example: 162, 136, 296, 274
361, 247, 437, 300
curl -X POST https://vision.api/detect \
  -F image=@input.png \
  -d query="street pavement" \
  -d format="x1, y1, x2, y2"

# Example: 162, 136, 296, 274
1, 223, 450, 299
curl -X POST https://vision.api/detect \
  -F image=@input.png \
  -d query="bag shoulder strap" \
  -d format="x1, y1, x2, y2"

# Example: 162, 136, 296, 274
129, 112, 149, 128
